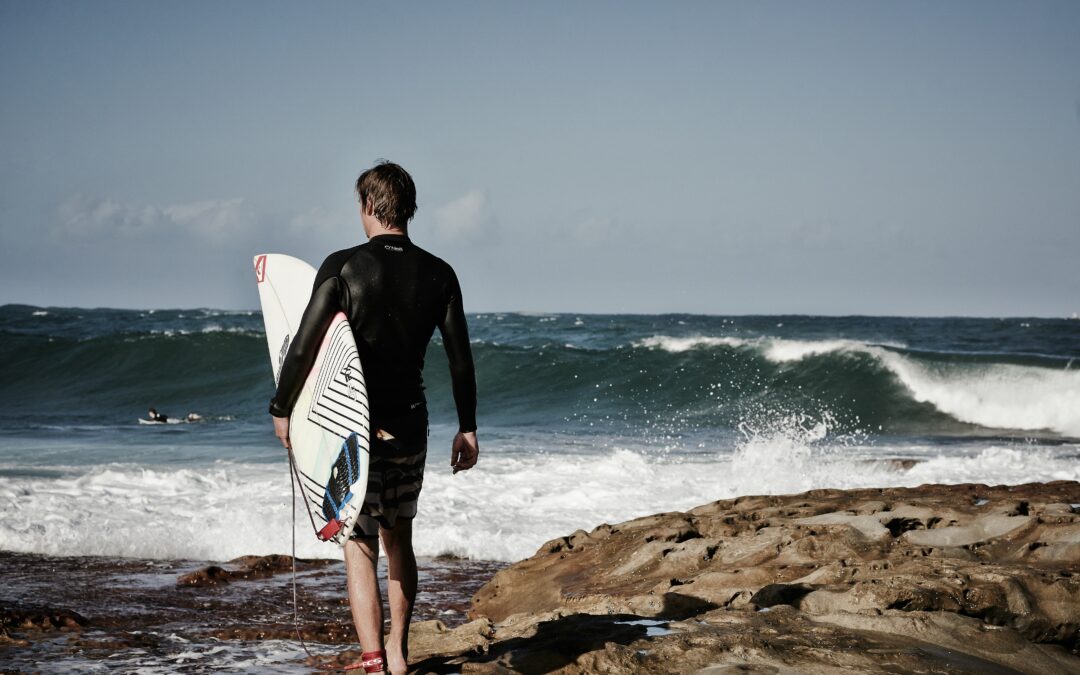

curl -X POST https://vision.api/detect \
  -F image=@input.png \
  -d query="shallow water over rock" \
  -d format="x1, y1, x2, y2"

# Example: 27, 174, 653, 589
0, 552, 505, 673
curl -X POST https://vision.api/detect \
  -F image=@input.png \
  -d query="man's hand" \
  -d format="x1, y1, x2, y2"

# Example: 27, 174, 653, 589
451, 431, 479, 474
273, 415, 292, 451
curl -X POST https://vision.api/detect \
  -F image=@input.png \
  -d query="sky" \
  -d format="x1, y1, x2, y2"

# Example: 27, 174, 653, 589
1, 1, 1078, 316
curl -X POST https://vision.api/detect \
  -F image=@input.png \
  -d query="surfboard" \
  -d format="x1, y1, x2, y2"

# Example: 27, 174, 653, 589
253, 253, 371, 545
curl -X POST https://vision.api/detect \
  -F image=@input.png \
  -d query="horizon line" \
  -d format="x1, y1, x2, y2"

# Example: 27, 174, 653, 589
2, 302, 1078, 322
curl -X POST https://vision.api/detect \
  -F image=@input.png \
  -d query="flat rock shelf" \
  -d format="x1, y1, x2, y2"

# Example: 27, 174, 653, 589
438, 481, 1080, 674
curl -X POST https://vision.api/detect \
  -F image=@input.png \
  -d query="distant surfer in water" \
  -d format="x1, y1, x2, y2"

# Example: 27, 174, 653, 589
146, 409, 202, 424
269, 161, 479, 675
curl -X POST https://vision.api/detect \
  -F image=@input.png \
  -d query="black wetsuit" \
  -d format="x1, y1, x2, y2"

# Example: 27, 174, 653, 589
268, 234, 477, 435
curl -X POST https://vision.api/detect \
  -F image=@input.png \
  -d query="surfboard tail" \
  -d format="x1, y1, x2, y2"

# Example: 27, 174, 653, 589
317, 519, 342, 541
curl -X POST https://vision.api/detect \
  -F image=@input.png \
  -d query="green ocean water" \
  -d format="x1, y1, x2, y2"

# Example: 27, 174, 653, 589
1, 304, 1078, 563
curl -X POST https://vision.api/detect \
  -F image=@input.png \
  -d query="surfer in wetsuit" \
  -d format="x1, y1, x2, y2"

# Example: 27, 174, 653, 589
269, 161, 478, 675
147, 408, 168, 423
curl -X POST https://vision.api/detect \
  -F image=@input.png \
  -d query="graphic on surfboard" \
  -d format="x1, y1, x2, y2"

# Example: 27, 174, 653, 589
254, 254, 371, 545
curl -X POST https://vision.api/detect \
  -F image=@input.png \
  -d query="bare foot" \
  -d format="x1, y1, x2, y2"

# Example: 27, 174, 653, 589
385, 647, 407, 675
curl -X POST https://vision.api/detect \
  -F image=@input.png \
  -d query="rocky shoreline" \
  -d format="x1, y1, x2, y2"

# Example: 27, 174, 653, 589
3, 481, 1079, 673
395, 480, 1080, 673
0, 552, 504, 672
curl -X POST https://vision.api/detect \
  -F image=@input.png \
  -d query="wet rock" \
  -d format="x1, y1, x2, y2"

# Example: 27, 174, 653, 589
1, 604, 87, 633
209, 620, 355, 643
0, 603, 87, 649
175, 553, 334, 587
176, 564, 233, 587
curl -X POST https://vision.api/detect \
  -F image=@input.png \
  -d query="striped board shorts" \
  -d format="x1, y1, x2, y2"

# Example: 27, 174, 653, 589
350, 408, 428, 539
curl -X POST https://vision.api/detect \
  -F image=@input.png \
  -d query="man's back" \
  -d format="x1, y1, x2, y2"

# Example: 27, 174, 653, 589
316, 234, 474, 431
269, 233, 476, 435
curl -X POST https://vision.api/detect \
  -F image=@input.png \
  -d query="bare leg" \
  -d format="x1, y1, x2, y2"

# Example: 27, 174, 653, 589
380, 518, 417, 675
344, 537, 385, 673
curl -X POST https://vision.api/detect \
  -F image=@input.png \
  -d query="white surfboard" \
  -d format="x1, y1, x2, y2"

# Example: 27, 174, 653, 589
254, 253, 371, 545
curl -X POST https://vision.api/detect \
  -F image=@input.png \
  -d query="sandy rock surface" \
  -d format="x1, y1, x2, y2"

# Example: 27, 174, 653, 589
407, 481, 1080, 674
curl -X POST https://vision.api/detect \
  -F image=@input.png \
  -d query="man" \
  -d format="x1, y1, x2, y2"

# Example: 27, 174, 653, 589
269, 161, 479, 675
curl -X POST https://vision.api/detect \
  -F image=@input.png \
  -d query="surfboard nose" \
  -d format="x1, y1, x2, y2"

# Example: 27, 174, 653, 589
253, 254, 267, 283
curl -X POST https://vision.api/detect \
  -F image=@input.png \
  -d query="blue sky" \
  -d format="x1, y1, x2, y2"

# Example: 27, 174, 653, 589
1, 1, 1078, 316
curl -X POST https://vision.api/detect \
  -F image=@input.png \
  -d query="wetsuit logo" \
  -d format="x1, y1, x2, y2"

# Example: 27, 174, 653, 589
384, 245, 404, 252
254, 255, 267, 283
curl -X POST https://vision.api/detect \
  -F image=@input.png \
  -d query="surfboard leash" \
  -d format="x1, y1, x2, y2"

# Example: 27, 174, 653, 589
287, 451, 368, 672
287, 450, 318, 662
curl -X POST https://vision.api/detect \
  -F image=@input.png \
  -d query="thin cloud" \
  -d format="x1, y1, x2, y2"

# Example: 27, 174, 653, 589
55, 195, 254, 242
433, 189, 497, 241
287, 206, 355, 238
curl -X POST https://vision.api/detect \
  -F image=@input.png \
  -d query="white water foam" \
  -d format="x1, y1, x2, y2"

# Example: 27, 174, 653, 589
634, 335, 749, 352
636, 335, 1080, 437
872, 349, 1080, 437
762, 338, 900, 362
144, 325, 259, 337
765, 338, 1080, 437
26, 637, 320, 674
2, 437, 1077, 563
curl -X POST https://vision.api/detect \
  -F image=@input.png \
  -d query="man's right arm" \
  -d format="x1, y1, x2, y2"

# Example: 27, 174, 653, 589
438, 268, 478, 472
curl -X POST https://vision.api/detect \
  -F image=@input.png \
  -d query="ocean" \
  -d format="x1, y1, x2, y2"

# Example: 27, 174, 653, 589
1, 305, 1078, 563
1, 305, 1078, 671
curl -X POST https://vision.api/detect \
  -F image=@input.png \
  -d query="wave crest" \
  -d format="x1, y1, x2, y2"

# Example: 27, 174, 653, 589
635, 334, 1080, 437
